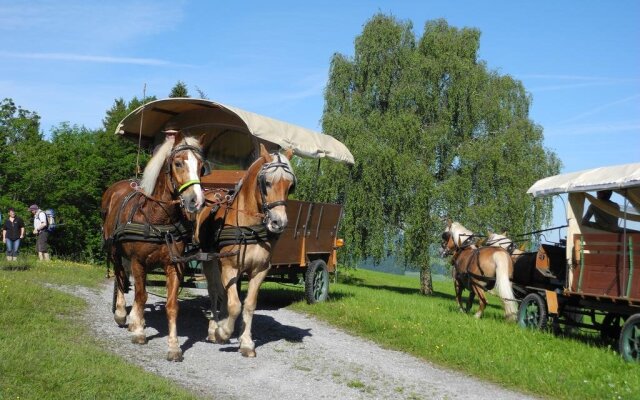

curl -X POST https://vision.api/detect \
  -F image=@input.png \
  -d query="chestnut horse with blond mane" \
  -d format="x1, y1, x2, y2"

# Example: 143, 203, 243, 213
101, 133, 205, 361
441, 221, 517, 320
195, 144, 296, 357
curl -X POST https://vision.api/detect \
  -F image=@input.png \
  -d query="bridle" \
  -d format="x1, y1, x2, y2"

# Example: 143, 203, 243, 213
164, 144, 206, 207
440, 230, 475, 257
257, 152, 296, 226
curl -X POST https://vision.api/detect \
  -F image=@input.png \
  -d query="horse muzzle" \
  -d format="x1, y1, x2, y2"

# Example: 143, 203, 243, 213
264, 212, 287, 234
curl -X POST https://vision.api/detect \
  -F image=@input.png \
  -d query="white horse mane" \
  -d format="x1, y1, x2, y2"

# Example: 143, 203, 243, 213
448, 221, 475, 247
265, 152, 295, 184
486, 232, 513, 248
486, 232, 523, 255
140, 135, 200, 194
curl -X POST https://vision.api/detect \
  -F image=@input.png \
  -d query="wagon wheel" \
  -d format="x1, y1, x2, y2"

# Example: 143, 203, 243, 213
304, 259, 329, 304
600, 313, 624, 342
517, 293, 548, 329
618, 314, 640, 363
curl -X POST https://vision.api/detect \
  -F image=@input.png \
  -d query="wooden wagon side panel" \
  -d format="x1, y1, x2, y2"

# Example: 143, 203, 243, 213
270, 200, 309, 267
270, 200, 342, 272
571, 233, 640, 300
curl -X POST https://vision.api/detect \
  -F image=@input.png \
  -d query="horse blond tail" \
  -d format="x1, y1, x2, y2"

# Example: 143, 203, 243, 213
493, 251, 517, 321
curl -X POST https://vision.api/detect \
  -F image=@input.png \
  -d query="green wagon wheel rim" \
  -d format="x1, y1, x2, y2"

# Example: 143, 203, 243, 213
522, 303, 540, 327
620, 316, 640, 362
313, 268, 327, 300
517, 293, 547, 329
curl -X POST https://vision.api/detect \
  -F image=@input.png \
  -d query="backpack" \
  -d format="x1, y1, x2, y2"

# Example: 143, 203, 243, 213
44, 209, 56, 232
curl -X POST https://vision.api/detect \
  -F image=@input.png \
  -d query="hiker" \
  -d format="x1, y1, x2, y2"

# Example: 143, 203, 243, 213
29, 204, 50, 261
2, 208, 25, 261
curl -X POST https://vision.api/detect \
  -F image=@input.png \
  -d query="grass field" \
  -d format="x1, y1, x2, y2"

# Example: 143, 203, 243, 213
0, 257, 199, 400
286, 268, 639, 400
1, 259, 638, 399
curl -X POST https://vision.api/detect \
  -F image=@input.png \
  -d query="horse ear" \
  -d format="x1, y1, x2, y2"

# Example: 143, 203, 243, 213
284, 148, 294, 160
172, 132, 184, 147
259, 143, 270, 159
501, 230, 508, 236
519, 243, 526, 251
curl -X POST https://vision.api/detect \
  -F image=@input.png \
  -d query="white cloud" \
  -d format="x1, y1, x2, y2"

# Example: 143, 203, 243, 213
559, 94, 640, 124
545, 121, 640, 137
0, 51, 175, 66
0, 1, 185, 53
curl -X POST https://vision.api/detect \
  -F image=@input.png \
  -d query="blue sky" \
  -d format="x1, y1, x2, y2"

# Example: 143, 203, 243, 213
1, 1, 638, 227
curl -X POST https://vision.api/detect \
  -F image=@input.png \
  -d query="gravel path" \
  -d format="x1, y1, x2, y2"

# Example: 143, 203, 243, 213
64, 280, 539, 400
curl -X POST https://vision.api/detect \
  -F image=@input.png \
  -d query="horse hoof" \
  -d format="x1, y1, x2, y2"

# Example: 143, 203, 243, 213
131, 335, 147, 345
240, 348, 256, 358
114, 314, 127, 327
473, 313, 482, 319
214, 329, 230, 344
167, 350, 184, 362
209, 336, 230, 344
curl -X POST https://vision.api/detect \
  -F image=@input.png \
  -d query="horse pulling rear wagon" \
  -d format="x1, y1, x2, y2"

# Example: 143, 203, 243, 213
511, 163, 640, 362
104, 98, 353, 359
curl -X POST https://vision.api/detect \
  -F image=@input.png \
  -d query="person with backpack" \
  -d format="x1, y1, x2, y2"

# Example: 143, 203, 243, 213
28, 204, 50, 261
2, 208, 25, 261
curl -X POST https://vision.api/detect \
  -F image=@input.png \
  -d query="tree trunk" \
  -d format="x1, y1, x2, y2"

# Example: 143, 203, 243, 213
420, 264, 433, 295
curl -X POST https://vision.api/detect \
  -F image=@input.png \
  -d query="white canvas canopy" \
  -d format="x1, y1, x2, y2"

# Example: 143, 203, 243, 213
527, 163, 640, 198
115, 98, 354, 165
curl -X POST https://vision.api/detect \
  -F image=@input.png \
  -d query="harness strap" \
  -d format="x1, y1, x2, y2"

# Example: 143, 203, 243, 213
111, 221, 190, 243
216, 224, 272, 247
178, 179, 201, 193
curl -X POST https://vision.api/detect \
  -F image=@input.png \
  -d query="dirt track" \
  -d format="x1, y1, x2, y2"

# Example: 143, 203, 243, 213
66, 280, 539, 400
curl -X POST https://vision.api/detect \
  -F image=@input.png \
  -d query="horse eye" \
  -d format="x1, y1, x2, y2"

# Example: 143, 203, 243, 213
174, 161, 183, 168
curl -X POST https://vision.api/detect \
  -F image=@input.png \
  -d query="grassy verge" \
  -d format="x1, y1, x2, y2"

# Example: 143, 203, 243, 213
2, 258, 637, 399
280, 268, 639, 400
0, 257, 199, 400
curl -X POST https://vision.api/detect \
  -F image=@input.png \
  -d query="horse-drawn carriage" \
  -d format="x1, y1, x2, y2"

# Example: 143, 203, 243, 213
514, 163, 640, 362
114, 98, 353, 303
103, 98, 353, 359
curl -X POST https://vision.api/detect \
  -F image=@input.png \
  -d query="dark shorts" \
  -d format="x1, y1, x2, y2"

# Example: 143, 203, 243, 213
36, 230, 49, 252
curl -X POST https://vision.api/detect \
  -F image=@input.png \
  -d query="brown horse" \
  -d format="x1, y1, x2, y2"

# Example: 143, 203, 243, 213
195, 144, 295, 357
441, 221, 517, 320
101, 132, 205, 361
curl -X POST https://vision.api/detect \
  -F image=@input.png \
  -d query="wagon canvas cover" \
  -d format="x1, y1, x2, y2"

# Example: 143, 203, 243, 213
527, 163, 640, 197
116, 98, 354, 165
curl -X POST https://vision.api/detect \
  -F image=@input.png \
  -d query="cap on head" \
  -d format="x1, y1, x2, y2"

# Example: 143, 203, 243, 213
162, 121, 180, 134
28, 204, 39, 211
597, 190, 613, 200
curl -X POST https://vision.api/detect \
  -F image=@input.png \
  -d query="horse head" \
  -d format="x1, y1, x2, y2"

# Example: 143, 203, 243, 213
141, 133, 206, 218
166, 134, 207, 215
255, 144, 296, 234
440, 220, 475, 257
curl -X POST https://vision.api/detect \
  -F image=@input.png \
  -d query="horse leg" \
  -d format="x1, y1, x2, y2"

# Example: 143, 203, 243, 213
453, 277, 465, 313
203, 259, 227, 343
214, 264, 242, 344
465, 287, 475, 314
113, 255, 128, 326
473, 285, 487, 319
128, 259, 148, 344
238, 267, 269, 357
164, 263, 184, 362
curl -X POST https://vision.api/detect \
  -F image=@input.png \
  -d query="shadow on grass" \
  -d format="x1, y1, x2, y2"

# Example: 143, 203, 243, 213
0, 263, 30, 271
